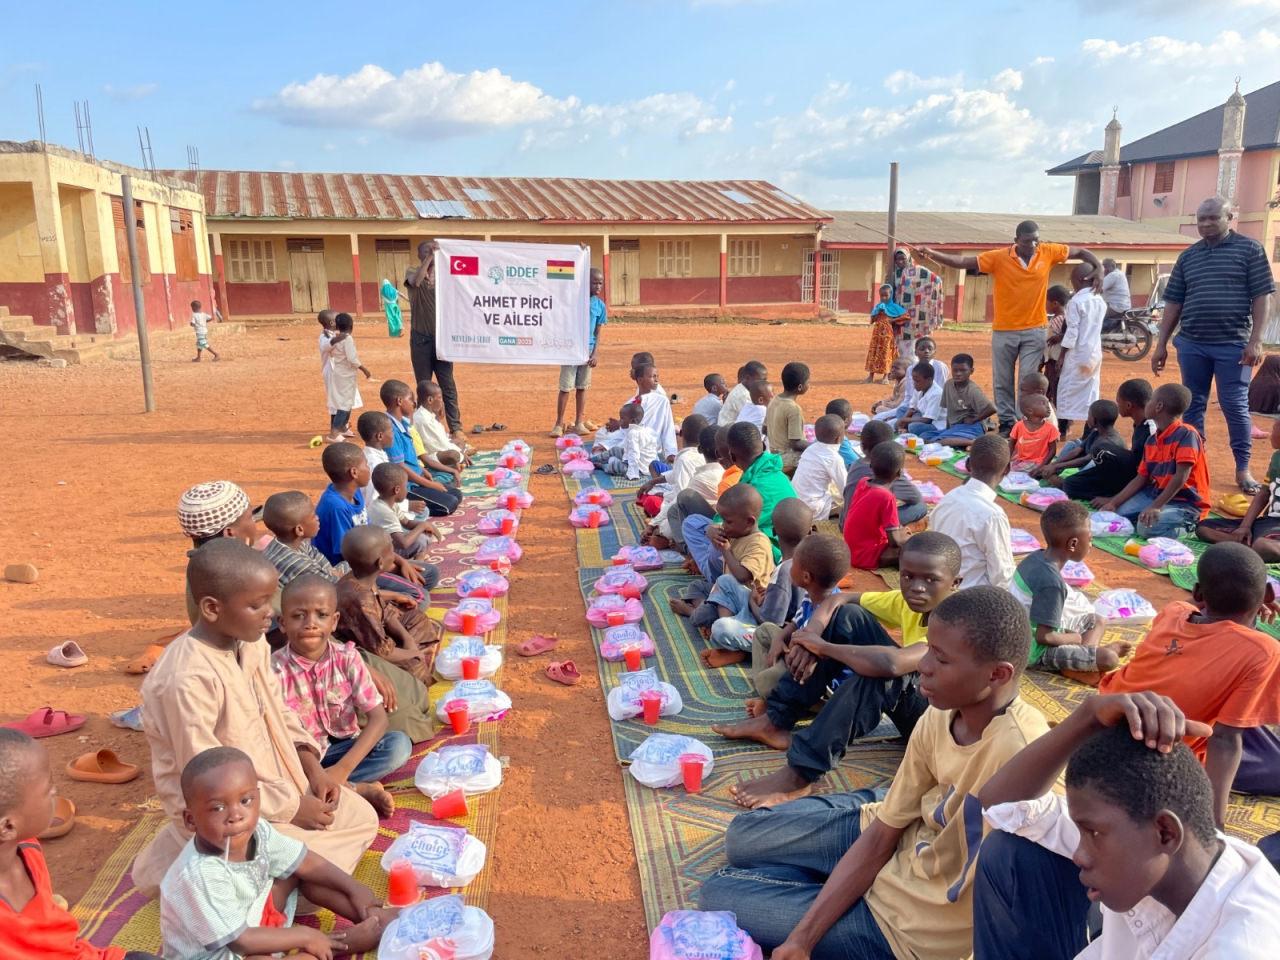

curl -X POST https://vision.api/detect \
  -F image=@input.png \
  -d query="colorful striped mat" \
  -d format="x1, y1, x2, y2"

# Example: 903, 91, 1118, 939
75, 450, 528, 957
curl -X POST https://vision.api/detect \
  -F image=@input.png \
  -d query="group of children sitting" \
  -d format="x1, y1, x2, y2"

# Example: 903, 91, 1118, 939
4, 325, 487, 957
565, 341, 1280, 957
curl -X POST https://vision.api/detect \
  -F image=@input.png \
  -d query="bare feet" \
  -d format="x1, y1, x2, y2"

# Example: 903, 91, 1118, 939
682, 557, 701, 575
335, 910, 395, 953
1061, 667, 1103, 687
701, 648, 747, 668
712, 713, 792, 751
744, 697, 766, 718
1095, 640, 1134, 672
728, 766, 815, 809
352, 781, 396, 817
649, 532, 674, 551
669, 596, 702, 618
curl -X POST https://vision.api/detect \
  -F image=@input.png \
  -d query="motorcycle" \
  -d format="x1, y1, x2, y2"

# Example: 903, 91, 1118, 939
1102, 304, 1161, 362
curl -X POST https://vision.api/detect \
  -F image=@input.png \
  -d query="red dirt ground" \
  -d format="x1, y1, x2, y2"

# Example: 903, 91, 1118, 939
0, 318, 1253, 957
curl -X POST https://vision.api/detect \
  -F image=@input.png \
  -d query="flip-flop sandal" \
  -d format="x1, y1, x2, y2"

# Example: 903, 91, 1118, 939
1241, 479, 1263, 496
546, 660, 582, 685
66, 749, 140, 784
125, 643, 168, 675
2, 707, 86, 739
570, 423, 589, 435
38, 797, 76, 840
47, 641, 88, 668
490, 422, 506, 431
550, 424, 565, 438
1251, 425, 1268, 439
109, 706, 145, 731
471, 424, 486, 434
516, 633, 559, 657
535, 464, 555, 475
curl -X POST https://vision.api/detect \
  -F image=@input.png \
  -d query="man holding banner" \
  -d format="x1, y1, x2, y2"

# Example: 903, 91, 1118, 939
406, 240, 465, 441
551, 267, 607, 438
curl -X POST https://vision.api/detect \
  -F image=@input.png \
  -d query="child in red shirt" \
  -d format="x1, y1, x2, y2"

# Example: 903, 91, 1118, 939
0, 729, 158, 960
1008, 393, 1059, 471
1100, 542, 1280, 827
843, 440, 908, 568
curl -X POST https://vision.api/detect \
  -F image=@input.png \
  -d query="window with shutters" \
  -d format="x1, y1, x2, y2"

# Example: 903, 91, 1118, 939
656, 239, 691, 278
111, 197, 150, 284
729, 239, 761, 277
1116, 165, 1131, 198
170, 209, 199, 281
1152, 161, 1175, 194
226, 238, 277, 282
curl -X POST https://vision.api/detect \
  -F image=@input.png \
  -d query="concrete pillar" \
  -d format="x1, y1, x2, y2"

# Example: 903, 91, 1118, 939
79, 191, 116, 333
718, 232, 728, 309
953, 269, 966, 325
349, 233, 363, 316
601, 233, 611, 306
211, 231, 230, 320
1099, 110, 1122, 216
29, 161, 75, 332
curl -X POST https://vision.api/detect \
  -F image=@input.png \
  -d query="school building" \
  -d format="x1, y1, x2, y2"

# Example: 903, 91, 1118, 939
159, 169, 832, 321
0, 141, 212, 335
819, 211, 1193, 321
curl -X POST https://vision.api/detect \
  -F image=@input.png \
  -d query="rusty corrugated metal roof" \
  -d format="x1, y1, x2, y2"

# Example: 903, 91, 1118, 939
162, 169, 831, 225
822, 211, 1193, 248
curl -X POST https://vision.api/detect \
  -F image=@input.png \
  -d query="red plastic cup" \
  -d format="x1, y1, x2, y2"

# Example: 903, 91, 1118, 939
489, 558, 510, 574
621, 584, 642, 600
612, 555, 627, 566
500, 516, 515, 535
606, 611, 626, 627
623, 647, 642, 671
431, 788, 468, 820
586, 511, 601, 529
386, 858, 420, 907
679, 753, 706, 793
588, 490, 601, 503
445, 699, 470, 735
460, 611, 479, 635
640, 690, 662, 725
461, 656, 481, 680
485, 471, 496, 487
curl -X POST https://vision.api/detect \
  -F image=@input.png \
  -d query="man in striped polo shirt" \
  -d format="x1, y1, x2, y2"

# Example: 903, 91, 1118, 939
1152, 197, 1275, 493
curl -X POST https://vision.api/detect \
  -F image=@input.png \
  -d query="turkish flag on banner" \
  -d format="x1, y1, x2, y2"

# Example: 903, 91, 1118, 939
449, 255, 479, 275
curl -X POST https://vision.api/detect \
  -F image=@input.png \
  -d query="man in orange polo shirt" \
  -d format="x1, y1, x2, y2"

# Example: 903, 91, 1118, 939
923, 223, 1101, 434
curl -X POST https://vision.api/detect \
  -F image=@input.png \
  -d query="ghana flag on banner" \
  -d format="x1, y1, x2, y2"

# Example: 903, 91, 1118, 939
546, 259, 575, 280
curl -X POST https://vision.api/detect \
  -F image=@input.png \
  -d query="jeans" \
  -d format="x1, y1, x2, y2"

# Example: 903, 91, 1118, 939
767, 606, 928, 782
410, 330, 462, 433
708, 574, 757, 651
321, 730, 414, 782
669, 488, 716, 546
330, 410, 351, 432
992, 327, 1048, 427
1236, 725, 1280, 795
972, 831, 1090, 960
408, 481, 461, 517
910, 421, 986, 443
1174, 334, 1252, 471
1113, 487, 1201, 539
897, 501, 928, 525
682, 514, 724, 582
698, 789, 894, 959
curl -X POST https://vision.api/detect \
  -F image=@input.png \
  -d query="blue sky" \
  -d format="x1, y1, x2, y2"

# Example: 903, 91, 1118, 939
3, 0, 1278, 212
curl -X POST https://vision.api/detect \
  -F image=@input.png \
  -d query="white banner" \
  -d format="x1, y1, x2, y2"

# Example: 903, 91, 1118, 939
434, 239, 589, 364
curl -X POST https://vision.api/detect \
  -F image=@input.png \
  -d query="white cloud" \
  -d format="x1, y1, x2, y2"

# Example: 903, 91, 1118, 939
1082, 28, 1280, 65
883, 71, 962, 95
103, 82, 158, 101
1031, 55, 1056, 65
991, 68, 1023, 92
257, 61, 731, 147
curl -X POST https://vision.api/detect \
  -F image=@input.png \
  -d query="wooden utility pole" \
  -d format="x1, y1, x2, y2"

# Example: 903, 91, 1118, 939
121, 174, 156, 412
886, 161, 899, 279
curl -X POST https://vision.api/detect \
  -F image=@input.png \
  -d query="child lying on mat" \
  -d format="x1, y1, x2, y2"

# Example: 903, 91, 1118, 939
160, 747, 393, 960
0, 730, 161, 960
133, 540, 378, 898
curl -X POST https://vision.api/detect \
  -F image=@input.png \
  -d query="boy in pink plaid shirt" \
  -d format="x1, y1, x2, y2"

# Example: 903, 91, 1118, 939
270, 575, 410, 817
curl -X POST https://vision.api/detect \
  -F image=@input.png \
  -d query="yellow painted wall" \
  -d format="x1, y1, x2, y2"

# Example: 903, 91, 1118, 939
0, 182, 44, 282
320, 236, 352, 282
56, 184, 90, 282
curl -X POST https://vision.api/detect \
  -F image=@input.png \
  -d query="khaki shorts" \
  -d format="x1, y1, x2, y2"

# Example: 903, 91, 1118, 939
559, 363, 592, 392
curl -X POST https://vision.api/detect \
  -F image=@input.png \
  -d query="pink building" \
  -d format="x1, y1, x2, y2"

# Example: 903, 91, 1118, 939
1049, 80, 1280, 279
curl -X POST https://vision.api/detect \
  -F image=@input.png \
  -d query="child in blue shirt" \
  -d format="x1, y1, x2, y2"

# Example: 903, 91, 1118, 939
379, 380, 460, 516
552, 266, 607, 438
825, 398, 860, 467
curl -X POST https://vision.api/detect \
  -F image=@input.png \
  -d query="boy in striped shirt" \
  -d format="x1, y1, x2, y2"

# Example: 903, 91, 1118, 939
1096, 383, 1209, 539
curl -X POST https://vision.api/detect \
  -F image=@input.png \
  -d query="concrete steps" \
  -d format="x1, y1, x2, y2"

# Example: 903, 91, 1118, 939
0, 305, 243, 365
